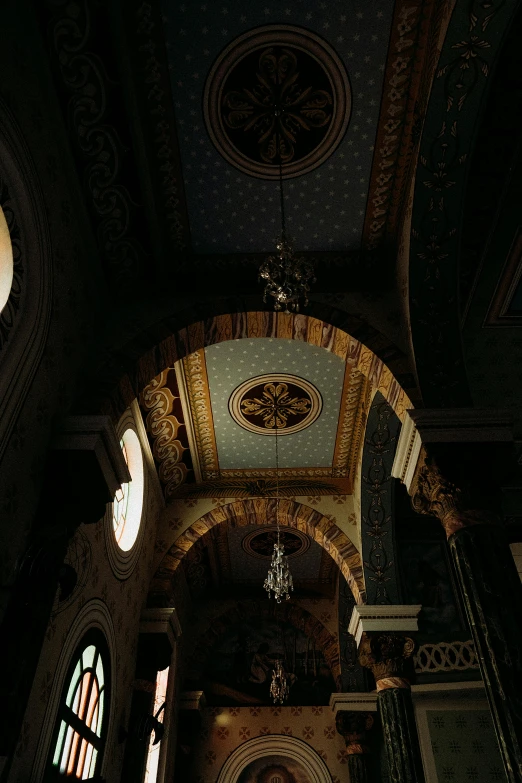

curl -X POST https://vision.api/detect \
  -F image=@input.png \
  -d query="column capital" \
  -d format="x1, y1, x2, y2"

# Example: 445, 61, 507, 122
335, 710, 374, 755
358, 633, 416, 691
348, 605, 421, 647
330, 692, 378, 714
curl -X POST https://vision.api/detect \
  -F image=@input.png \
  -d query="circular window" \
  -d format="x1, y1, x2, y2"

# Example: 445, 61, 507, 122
113, 428, 144, 552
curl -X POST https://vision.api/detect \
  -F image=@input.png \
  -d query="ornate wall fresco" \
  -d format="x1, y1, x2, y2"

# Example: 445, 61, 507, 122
360, 391, 402, 605
190, 706, 348, 783
193, 617, 336, 707
236, 754, 312, 783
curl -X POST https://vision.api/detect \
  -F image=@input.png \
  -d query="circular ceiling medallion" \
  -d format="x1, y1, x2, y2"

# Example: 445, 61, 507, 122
204, 25, 351, 180
242, 527, 310, 559
229, 373, 322, 436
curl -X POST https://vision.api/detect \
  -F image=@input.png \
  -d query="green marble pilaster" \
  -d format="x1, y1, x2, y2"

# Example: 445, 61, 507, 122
449, 523, 522, 783
347, 754, 369, 783
379, 687, 425, 783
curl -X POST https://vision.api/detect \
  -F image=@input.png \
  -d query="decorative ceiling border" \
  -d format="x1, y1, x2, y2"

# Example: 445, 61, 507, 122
333, 365, 371, 477
362, 0, 452, 250
409, 0, 519, 406
180, 349, 219, 477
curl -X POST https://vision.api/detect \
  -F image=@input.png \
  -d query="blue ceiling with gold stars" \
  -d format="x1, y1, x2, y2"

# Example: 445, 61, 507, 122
162, 0, 394, 253
205, 338, 344, 469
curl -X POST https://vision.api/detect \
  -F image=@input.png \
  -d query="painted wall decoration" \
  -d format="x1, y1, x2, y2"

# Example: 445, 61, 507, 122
191, 706, 347, 783
237, 754, 312, 783
199, 618, 336, 706
360, 391, 402, 604
427, 710, 506, 782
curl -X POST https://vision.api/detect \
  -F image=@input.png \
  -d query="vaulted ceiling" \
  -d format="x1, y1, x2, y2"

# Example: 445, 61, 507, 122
163, 0, 395, 254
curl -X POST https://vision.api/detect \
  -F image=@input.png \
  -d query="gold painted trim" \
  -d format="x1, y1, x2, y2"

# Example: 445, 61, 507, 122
182, 349, 220, 477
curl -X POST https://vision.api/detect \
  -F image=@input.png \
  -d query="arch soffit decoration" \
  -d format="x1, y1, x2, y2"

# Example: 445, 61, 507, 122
186, 600, 342, 689
95, 311, 415, 424
152, 498, 366, 605
408, 0, 520, 407
217, 734, 333, 783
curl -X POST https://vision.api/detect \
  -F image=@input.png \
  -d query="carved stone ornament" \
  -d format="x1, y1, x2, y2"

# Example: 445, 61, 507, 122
358, 633, 415, 690
410, 451, 500, 539
335, 711, 374, 755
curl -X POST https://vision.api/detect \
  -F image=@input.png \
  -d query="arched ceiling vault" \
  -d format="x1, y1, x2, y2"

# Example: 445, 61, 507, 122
150, 499, 365, 606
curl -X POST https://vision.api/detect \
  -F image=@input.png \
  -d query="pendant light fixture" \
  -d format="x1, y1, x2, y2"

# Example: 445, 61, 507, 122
259, 118, 316, 313
270, 659, 290, 705
263, 423, 293, 603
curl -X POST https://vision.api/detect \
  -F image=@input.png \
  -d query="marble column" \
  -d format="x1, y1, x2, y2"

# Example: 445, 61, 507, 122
393, 409, 522, 783
349, 606, 425, 783
335, 710, 374, 783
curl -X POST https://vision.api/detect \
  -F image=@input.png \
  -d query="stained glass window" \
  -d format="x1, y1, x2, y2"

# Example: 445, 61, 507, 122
143, 666, 170, 783
50, 634, 109, 780
112, 427, 144, 551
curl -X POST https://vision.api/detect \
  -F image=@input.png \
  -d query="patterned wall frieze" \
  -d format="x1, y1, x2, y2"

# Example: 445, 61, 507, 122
414, 639, 479, 674
0, 177, 22, 350
150, 498, 365, 606
182, 349, 219, 478
409, 0, 520, 405
140, 369, 189, 497
362, 0, 451, 251
332, 365, 371, 479
360, 392, 402, 605
41, 0, 147, 286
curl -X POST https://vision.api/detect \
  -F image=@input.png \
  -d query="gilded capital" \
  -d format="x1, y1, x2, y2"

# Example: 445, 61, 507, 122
358, 632, 415, 690
335, 711, 374, 755
410, 450, 500, 538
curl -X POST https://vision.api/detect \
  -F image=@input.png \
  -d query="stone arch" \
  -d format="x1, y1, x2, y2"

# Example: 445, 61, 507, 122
185, 600, 342, 689
152, 498, 366, 605
91, 310, 415, 424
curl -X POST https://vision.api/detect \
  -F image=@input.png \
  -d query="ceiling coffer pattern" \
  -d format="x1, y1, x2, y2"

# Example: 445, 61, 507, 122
150, 498, 365, 605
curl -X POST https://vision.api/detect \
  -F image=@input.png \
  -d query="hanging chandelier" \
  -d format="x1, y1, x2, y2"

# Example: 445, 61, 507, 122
263, 425, 293, 603
270, 659, 290, 705
259, 123, 316, 313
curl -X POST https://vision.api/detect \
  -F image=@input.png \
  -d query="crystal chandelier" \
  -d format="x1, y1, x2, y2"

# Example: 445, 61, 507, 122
259, 125, 316, 313
270, 659, 289, 705
263, 425, 293, 603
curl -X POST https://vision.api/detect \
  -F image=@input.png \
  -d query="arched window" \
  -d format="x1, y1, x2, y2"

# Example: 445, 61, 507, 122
48, 631, 110, 780
113, 427, 144, 551
0, 203, 13, 315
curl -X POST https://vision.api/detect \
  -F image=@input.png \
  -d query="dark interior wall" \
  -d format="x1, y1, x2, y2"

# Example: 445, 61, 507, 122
0, 0, 105, 620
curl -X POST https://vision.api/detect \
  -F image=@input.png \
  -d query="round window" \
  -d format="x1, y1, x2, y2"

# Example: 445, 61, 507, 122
112, 428, 144, 552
